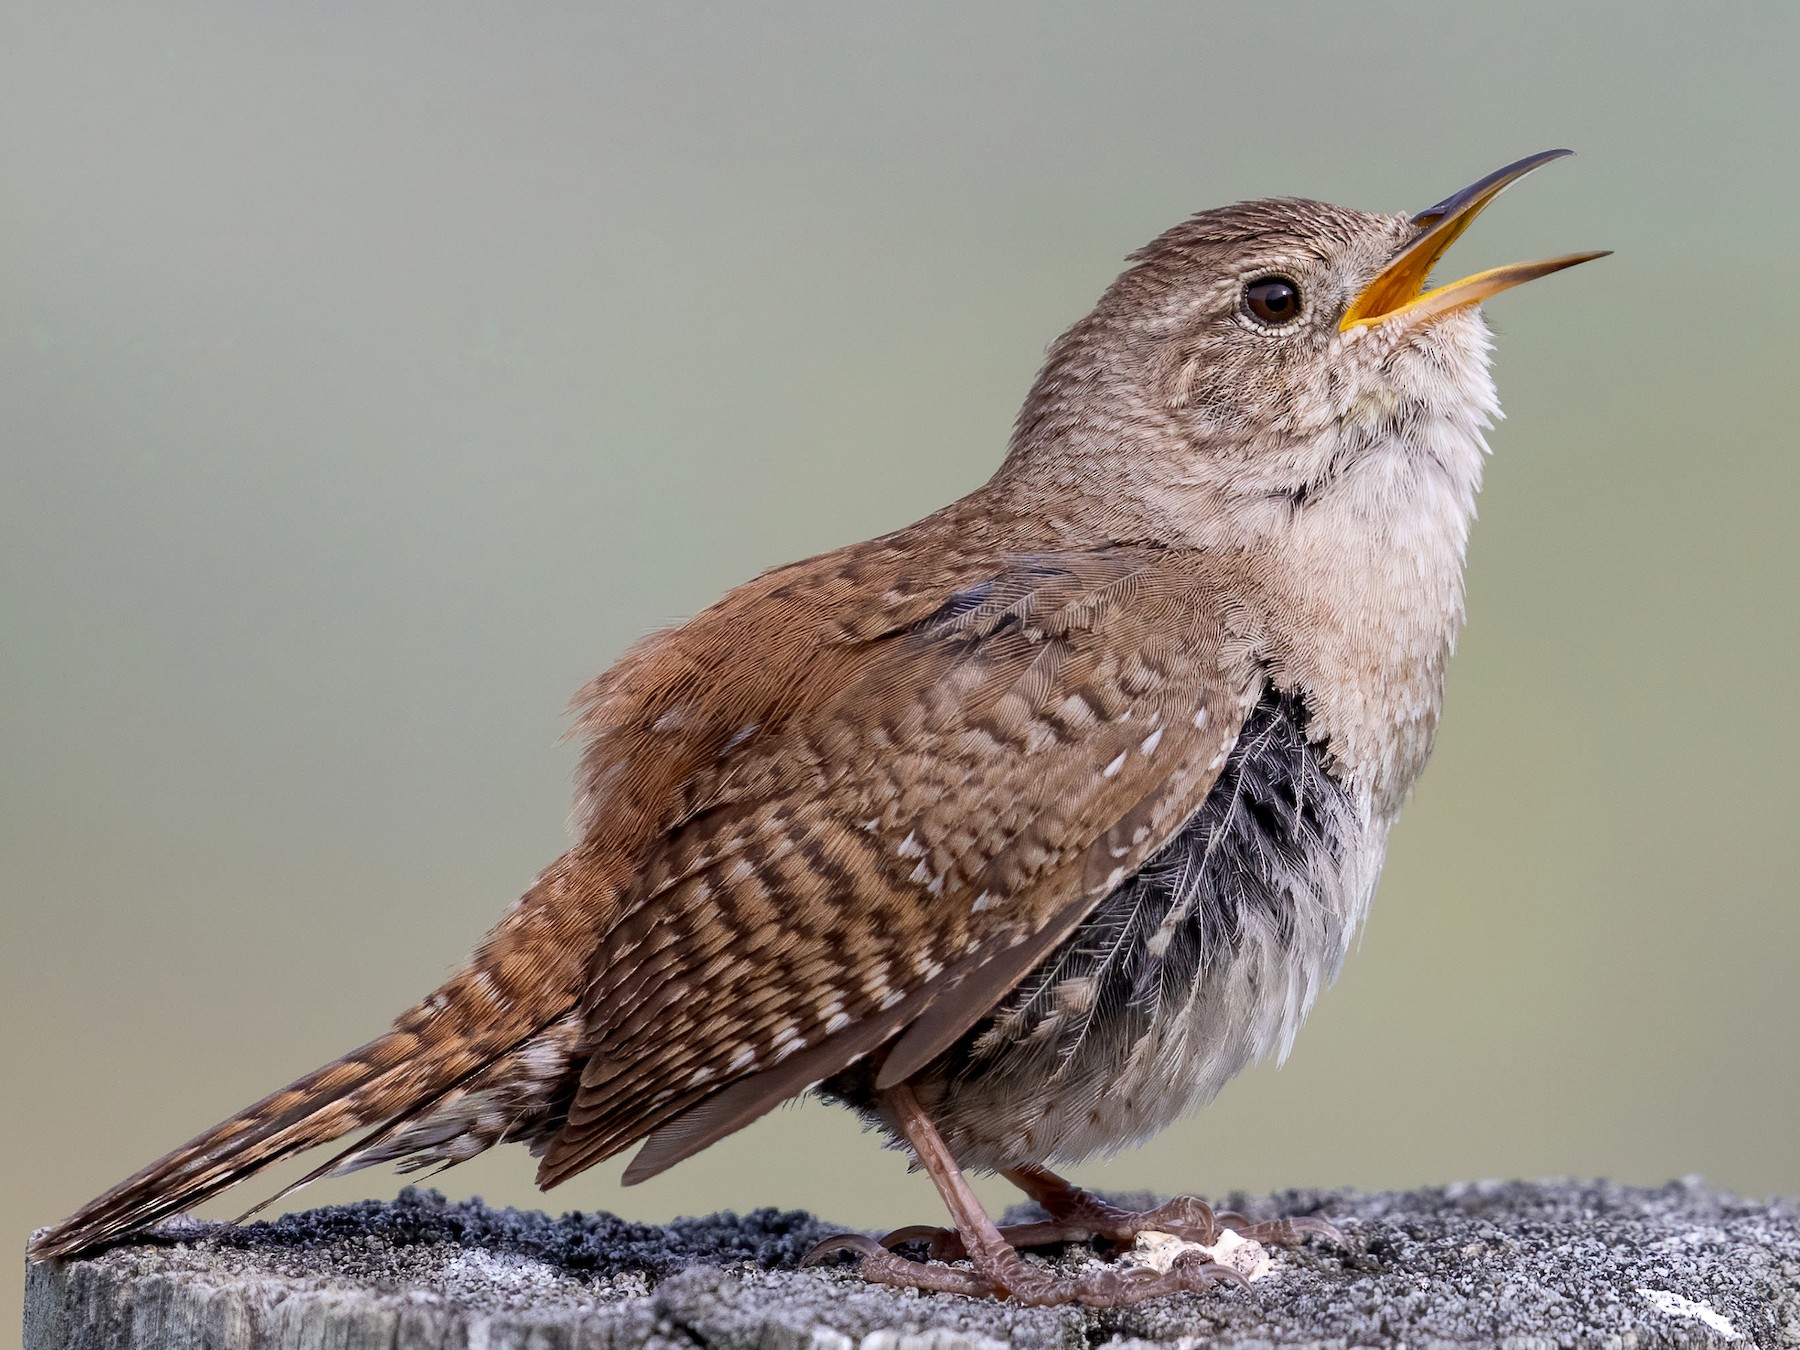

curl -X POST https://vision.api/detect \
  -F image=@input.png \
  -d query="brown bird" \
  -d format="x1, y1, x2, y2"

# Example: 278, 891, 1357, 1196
30, 151, 1604, 1306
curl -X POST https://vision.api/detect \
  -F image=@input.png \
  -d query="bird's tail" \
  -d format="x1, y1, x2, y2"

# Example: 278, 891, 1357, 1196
28, 853, 599, 1261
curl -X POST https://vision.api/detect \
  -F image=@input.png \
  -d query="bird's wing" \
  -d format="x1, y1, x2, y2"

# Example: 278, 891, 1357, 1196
538, 539, 1260, 1186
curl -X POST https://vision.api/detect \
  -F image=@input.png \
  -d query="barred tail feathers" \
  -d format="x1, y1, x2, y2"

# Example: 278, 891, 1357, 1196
29, 854, 600, 1261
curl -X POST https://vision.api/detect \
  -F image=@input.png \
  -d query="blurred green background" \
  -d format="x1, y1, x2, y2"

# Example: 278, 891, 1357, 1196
5, 0, 1797, 1330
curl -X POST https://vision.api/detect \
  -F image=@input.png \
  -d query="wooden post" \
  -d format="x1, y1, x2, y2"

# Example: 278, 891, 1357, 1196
24, 1181, 1796, 1348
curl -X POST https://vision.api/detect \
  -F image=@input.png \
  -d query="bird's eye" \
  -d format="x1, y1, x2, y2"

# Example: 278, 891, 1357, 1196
1243, 276, 1303, 326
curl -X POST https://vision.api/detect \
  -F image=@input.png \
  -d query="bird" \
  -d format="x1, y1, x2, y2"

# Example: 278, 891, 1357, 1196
29, 151, 1604, 1306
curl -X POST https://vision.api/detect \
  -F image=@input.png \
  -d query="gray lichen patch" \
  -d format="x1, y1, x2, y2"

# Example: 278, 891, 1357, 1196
24, 1179, 1800, 1348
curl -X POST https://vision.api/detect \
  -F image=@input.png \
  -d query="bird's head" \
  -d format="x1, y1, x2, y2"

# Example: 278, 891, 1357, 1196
1003, 151, 1606, 541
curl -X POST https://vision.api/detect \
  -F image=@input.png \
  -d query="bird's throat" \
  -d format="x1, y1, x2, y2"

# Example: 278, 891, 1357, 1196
1249, 419, 1487, 816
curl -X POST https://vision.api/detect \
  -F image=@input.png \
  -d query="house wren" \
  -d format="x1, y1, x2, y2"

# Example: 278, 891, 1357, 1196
30, 151, 1604, 1306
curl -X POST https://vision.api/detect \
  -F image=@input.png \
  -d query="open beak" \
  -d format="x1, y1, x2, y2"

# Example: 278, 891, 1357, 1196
1340, 149, 1609, 333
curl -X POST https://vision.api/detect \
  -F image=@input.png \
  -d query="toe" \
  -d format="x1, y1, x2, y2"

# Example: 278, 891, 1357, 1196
1216, 1210, 1345, 1249
803, 1231, 889, 1267
880, 1223, 967, 1262
1136, 1195, 1220, 1244
807, 1229, 994, 1297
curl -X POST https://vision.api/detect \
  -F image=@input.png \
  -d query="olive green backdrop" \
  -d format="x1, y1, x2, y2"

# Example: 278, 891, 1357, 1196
5, 0, 1797, 1330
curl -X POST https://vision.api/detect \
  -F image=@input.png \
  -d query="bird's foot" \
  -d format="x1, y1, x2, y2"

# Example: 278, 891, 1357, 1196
804, 1230, 1247, 1307
813, 1086, 1296, 1305
1012, 1163, 1344, 1251
881, 1165, 1343, 1261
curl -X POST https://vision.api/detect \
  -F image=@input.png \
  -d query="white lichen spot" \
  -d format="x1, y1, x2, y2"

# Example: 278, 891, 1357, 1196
1127, 1228, 1273, 1282
1102, 750, 1129, 779
1638, 1289, 1741, 1340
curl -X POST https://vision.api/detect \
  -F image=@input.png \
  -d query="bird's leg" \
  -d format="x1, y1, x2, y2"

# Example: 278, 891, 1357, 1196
806, 1085, 1246, 1307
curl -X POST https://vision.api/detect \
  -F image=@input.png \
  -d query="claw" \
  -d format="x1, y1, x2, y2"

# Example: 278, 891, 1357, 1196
1170, 1250, 1253, 1295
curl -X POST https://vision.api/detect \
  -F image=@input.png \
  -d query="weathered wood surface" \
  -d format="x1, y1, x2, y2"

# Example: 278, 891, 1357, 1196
24, 1180, 1800, 1348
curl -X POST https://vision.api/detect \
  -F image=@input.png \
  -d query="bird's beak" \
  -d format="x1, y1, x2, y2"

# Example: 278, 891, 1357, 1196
1340, 149, 1609, 333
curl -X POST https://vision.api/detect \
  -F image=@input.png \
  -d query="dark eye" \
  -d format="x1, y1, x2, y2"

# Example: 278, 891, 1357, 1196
1243, 276, 1303, 326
